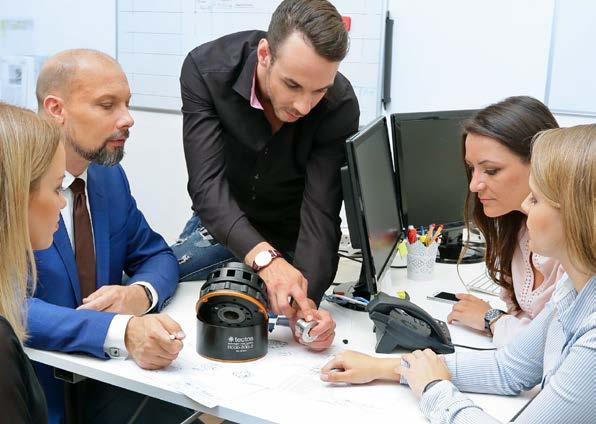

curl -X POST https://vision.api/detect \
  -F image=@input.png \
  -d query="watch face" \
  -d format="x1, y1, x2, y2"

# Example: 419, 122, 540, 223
254, 250, 273, 267
486, 309, 501, 321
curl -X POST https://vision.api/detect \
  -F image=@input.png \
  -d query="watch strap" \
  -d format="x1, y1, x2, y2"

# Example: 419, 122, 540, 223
423, 379, 444, 394
141, 285, 154, 311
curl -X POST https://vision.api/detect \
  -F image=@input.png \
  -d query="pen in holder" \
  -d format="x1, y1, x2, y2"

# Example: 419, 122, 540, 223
406, 240, 439, 281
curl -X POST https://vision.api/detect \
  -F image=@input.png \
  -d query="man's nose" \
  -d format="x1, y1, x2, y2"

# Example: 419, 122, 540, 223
293, 96, 311, 116
117, 108, 134, 130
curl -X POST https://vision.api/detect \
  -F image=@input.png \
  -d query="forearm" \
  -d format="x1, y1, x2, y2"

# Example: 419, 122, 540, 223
443, 351, 521, 395
127, 251, 178, 311
26, 298, 114, 358
374, 357, 403, 381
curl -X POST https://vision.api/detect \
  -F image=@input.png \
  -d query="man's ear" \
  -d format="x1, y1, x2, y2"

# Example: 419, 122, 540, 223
257, 39, 272, 67
43, 95, 65, 125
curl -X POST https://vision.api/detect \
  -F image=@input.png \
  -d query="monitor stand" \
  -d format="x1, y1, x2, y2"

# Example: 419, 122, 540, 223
436, 225, 485, 264
331, 267, 370, 311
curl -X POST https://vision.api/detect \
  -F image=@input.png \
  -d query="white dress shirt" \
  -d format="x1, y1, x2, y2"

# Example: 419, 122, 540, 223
62, 170, 158, 359
401, 274, 596, 423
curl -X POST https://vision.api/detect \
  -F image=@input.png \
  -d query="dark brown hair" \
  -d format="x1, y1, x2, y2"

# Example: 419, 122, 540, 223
461, 96, 558, 310
267, 0, 348, 62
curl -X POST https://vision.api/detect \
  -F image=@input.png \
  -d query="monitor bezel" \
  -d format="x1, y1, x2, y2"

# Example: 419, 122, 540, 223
345, 116, 401, 294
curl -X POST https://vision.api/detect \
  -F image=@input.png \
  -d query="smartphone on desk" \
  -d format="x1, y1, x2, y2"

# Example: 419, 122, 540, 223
427, 291, 459, 304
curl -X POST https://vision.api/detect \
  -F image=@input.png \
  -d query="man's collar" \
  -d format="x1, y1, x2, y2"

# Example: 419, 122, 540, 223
62, 168, 89, 191
250, 67, 264, 111
232, 49, 259, 102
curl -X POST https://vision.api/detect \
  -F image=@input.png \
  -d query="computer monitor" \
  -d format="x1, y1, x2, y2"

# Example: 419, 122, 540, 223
390, 110, 484, 263
336, 116, 403, 302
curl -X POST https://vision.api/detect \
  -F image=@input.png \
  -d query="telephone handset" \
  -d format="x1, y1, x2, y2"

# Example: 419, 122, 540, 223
366, 292, 454, 354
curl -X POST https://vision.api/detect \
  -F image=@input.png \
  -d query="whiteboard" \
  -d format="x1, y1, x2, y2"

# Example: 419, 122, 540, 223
546, 0, 596, 116
386, 0, 555, 114
117, 0, 388, 126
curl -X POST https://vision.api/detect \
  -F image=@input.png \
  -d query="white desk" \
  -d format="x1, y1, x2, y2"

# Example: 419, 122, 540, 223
26, 261, 535, 423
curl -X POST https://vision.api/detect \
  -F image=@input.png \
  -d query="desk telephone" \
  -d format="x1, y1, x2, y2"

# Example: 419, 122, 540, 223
367, 292, 454, 354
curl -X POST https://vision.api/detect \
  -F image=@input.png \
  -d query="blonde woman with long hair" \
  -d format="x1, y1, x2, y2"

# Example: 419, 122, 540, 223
0, 102, 66, 423
321, 124, 595, 423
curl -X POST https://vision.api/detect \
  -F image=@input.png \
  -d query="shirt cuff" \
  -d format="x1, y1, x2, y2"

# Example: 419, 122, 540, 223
399, 357, 409, 385
443, 352, 458, 376
131, 281, 158, 313
419, 380, 480, 423
103, 314, 133, 359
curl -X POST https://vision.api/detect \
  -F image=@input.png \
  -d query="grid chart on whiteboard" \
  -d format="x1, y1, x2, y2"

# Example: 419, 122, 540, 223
117, 0, 386, 126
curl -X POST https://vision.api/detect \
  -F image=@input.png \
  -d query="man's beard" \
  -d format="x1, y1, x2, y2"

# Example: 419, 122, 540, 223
65, 128, 128, 167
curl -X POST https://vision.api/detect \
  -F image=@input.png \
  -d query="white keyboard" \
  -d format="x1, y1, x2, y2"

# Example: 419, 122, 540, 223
466, 271, 501, 296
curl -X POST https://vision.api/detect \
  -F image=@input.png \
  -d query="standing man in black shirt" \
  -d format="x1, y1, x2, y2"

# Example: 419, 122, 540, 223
175, 0, 360, 349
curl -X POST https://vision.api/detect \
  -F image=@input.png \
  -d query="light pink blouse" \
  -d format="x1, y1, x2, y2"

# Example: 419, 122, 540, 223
492, 226, 565, 347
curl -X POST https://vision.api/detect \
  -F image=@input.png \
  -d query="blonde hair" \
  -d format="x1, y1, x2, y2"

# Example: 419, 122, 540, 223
531, 125, 596, 275
0, 102, 61, 341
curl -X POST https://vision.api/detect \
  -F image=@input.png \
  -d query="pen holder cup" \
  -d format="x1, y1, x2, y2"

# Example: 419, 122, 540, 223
407, 241, 439, 281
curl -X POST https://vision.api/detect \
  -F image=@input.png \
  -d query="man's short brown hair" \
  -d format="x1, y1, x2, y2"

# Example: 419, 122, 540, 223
267, 0, 348, 62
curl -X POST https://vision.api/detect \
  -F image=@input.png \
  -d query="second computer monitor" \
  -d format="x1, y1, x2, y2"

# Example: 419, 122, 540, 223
342, 116, 403, 296
391, 110, 478, 228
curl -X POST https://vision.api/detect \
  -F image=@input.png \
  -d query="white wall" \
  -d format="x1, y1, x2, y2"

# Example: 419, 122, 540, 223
0, 0, 116, 56
547, 0, 596, 115
553, 114, 596, 127
120, 110, 189, 244
385, 0, 554, 114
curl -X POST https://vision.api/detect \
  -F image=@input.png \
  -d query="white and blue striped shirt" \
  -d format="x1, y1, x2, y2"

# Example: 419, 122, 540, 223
417, 274, 595, 423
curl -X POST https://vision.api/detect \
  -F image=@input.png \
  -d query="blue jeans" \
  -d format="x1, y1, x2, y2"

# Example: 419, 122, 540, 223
171, 214, 236, 281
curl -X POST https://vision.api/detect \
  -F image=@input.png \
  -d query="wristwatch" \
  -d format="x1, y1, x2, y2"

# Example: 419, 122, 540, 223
484, 308, 506, 336
252, 249, 283, 272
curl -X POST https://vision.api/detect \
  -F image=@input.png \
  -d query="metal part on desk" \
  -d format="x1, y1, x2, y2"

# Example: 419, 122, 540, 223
465, 271, 501, 296
268, 316, 318, 343
295, 319, 318, 343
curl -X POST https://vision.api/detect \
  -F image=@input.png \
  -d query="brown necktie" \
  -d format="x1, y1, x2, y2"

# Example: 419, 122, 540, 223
70, 178, 96, 299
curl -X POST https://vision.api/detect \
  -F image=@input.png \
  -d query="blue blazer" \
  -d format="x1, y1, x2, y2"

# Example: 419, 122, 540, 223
26, 163, 179, 423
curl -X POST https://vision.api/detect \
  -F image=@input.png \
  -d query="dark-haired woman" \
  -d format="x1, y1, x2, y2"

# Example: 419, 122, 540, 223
446, 96, 564, 346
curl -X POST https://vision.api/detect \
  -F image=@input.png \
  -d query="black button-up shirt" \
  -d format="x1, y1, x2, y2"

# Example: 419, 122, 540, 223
180, 30, 360, 302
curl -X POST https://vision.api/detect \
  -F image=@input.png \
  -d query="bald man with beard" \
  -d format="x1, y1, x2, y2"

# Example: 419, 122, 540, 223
28, 49, 191, 424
